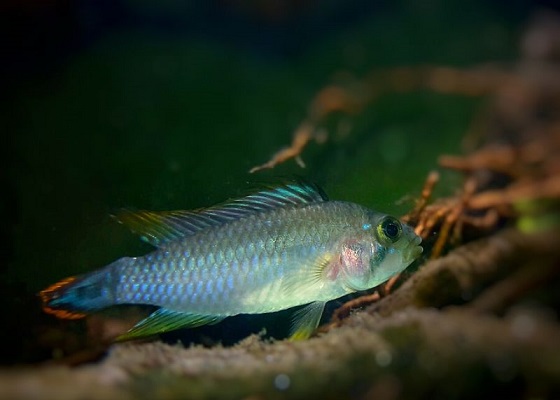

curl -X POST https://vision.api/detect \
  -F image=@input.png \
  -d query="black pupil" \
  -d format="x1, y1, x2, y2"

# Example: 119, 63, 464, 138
383, 221, 399, 238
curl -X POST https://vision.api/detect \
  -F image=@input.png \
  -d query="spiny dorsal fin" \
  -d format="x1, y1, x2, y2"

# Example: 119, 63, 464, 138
114, 181, 328, 247
114, 209, 220, 247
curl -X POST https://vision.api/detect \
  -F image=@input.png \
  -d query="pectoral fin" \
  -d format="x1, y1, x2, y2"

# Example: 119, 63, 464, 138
289, 301, 326, 341
281, 252, 333, 297
116, 308, 224, 341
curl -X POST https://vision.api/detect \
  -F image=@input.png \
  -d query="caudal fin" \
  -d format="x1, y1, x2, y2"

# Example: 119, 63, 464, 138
39, 267, 114, 320
40, 276, 87, 319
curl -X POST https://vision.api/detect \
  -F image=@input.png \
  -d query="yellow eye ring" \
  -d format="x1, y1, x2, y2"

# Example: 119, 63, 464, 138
376, 216, 402, 244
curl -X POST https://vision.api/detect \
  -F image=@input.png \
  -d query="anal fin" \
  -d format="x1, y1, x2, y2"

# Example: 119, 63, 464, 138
289, 301, 326, 341
116, 308, 224, 341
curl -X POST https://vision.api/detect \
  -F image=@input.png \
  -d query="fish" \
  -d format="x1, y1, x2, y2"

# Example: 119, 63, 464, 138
40, 181, 422, 341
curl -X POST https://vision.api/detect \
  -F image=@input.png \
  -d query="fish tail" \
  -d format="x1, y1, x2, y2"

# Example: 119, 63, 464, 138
39, 263, 117, 319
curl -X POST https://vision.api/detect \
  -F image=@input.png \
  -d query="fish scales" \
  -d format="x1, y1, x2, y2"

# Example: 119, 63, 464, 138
115, 201, 362, 315
40, 182, 422, 340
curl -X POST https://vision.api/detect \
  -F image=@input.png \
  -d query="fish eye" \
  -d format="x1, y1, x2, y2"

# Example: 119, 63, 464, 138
377, 216, 402, 244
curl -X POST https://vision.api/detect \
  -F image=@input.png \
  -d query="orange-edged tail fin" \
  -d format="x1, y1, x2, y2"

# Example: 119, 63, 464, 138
39, 277, 87, 320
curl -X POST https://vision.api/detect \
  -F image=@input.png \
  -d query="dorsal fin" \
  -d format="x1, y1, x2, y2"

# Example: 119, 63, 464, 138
114, 181, 328, 247
113, 209, 218, 246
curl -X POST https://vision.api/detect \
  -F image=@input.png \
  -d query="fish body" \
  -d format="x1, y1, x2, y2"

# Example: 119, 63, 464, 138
40, 182, 422, 340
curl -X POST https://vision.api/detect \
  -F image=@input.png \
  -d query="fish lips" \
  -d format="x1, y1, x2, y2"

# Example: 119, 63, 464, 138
404, 235, 423, 264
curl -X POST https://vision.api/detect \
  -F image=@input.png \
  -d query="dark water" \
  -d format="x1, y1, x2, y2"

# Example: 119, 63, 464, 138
1, 0, 547, 364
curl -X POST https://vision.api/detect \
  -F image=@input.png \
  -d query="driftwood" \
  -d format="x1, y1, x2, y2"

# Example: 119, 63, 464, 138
2, 228, 559, 400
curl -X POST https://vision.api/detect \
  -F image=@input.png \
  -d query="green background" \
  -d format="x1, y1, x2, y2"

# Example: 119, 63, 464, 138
2, 0, 538, 362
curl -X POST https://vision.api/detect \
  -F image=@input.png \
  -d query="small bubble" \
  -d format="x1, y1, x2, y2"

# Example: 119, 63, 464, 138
274, 374, 291, 391
375, 349, 392, 367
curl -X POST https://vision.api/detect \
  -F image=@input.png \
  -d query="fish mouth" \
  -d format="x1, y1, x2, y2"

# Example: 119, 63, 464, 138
404, 235, 423, 263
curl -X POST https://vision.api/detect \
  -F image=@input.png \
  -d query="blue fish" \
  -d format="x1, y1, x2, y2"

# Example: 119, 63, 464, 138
40, 182, 422, 340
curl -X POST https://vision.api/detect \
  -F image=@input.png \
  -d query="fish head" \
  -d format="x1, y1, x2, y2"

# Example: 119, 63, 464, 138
340, 215, 422, 292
